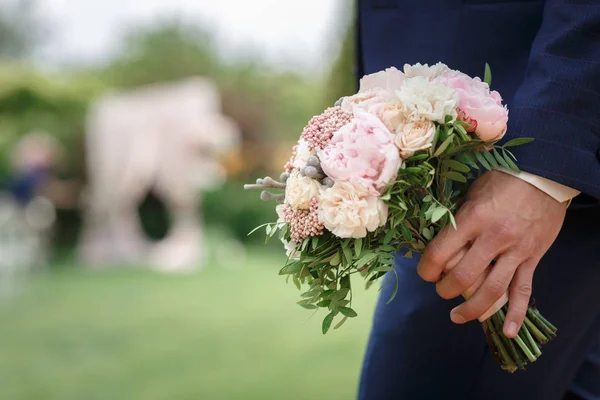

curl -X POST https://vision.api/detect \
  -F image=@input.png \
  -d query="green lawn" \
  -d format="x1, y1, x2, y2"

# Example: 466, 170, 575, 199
0, 247, 378, 400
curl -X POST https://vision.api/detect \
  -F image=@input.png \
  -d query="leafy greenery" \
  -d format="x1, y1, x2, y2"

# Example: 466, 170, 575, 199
255, 117, 534, 332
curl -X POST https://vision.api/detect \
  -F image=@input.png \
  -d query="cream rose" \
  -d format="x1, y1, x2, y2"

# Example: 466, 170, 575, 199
368, 101, 408, 132
395, 119, 436, 158
285, 173, 320, 210
319, 181, 388, 239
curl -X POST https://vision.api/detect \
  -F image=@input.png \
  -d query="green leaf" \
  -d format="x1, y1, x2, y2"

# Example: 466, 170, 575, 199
299, 303, 317, 310
503, 137, 535, 148
320, 289, 335, 297
444, 159, 470, 173
423, 194, 433, 202
475, 151, 492, 170
247, 223, 273, 237
502, 149, 520, 172
322, 312, 335, 334
422, 227, 433, 241
383, 228, 396, 245
385, 269, 400, 304
483, 150, 499, 168
492, 148, 510, 169
433, 134, 455, 157
333, 316, 349, 330
354, 238, 363, 258
430, 124, 442, 151
317, 299, 331, 308
338, 306, 358, 318
431, 207, 447, 223
443, 171, 467, 183
449, 212, 457, 229
311, 236, 319, 251
484, 62, 492, 87
356, 252, 378, 268
405, 153, 429, 163
342, 246, 353, 265
445, 114, 454, 124
458, 152, 479, 169
333, 288, 350, 302
400, 224, 413, 241
330, 252, 341, 266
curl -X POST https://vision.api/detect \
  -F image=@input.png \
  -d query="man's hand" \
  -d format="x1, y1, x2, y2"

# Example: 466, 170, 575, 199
417, 170, 568, 338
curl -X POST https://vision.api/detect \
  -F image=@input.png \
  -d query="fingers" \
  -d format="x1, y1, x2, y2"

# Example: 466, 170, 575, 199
435, 237, 499, 300
417, 221, 476, 283
449, 252, 521, 324
503, 259, 536, 338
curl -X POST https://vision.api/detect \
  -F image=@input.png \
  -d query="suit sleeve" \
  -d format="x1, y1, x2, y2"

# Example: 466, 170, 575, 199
504, 0, 600, 199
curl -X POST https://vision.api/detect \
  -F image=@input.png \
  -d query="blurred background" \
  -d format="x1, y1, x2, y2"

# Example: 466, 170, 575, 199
0, 1, 378, 399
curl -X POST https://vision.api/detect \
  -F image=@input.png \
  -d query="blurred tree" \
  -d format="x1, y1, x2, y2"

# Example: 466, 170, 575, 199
102, 19, 219, 88
0, 0, 48, 58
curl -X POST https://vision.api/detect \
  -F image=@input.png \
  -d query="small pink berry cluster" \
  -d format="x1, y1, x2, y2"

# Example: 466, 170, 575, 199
282, 198, 324, 241
301, 106, 353, 151
457, 108, 478, 133
284, 143, 299, 173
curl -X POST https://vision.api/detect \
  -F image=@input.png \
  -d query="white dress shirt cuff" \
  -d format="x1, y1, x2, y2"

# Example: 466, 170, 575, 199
497, 168, 581, 203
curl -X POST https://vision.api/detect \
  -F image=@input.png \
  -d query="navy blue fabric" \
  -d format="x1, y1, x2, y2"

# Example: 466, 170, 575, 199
357, 0, 600, 398
359, 207, 600, 399
358, 0, 600, 199
6, 167, 51, 205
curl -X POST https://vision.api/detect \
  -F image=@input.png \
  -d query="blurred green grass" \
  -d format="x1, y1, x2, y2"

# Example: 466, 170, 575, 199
0, 247, 378, 400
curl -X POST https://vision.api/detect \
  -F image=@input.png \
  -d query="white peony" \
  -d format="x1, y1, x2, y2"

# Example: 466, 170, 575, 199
359, 66, 406, 93
341, 67, 405, 113
395, 119, 436, 158
292, 139, 315, 170
403, 62, 449, 80
319, 181, 388, 239
396, 76, 459, 123
285, 173, 321, 210
341, 88, 395, 113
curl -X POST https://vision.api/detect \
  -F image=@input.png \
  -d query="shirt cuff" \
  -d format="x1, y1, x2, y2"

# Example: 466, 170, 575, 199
497, 168, 581, 204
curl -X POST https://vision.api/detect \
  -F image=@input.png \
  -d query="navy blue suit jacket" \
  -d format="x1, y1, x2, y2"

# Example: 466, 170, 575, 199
357, 0, 600, 199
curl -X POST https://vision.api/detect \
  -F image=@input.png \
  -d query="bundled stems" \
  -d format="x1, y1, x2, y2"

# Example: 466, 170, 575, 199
484, 303, 557, 372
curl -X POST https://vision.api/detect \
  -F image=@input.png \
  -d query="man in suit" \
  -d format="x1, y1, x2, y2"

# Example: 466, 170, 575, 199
356, 0, 600, 399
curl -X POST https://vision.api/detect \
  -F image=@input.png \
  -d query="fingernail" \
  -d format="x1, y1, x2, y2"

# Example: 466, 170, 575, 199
450, 309, 466, 324
505, 322, 518, 338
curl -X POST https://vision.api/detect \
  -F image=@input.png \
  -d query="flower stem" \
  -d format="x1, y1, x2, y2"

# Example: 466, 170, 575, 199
530, 308, 558, 332
523, 316, 549, 344
527, 308, 557, 338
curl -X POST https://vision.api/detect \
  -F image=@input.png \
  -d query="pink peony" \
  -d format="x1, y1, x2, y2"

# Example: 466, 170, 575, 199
317, 112, 402, 195
437, 70, 508, 142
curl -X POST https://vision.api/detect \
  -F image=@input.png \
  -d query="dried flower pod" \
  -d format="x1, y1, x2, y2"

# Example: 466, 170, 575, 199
280, 172, 290, 183
304, 166, 323, 179
322, 177, 334, 188
256, 178, 264, 185
307, 156, 320, 167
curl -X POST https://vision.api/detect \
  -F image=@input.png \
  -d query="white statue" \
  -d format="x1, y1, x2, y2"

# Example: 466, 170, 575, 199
78, 77, 240, 272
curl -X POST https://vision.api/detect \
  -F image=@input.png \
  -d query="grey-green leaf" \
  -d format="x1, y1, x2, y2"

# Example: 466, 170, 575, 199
475, 151, 492, 170
431, 207, 447, 223
338, 306, 358, 318
503, 137, 535, 147
322, 312, 335, 334
444, 171, 467, 183
433, 134, 455, 157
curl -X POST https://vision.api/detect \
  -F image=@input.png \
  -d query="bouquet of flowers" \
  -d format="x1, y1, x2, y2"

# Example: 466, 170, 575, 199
244, 63, 557, 372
